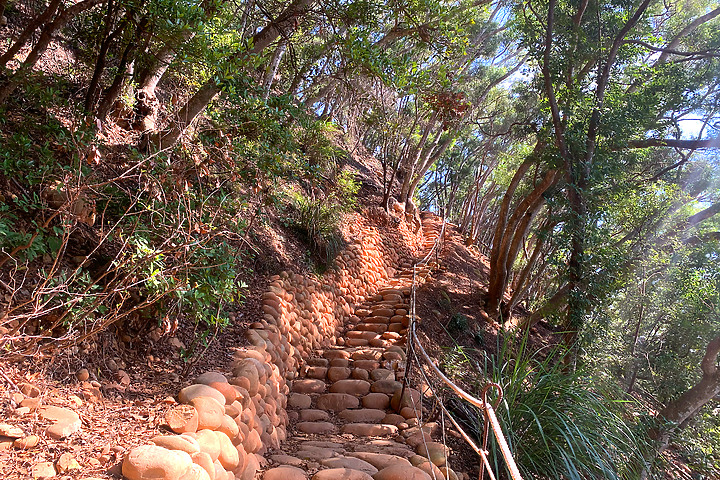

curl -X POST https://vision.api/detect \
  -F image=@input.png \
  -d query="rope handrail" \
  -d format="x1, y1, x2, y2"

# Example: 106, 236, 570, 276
404, 214, 524, 480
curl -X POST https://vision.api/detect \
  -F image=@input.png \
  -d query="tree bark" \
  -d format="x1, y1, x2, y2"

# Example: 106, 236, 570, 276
640, 335, 720, 479
0, 0, 106, 103
486, 150, 558, 317
262, 38, 288, 100
0, 0, 62, 69
154, 0, 315, 148
84, 0, 120, 111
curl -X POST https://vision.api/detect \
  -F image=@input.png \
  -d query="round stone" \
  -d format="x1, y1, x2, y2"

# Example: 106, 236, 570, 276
270, 455, 304, 467
190, 396, 225, 430
152, 434, 201, 455
330, 380, 370, 396
297, 421, 337, 435
361, 393, 390, 410
293, 379, 327, 394
265, 465, 307, 480
313, 469, 374, 480
316, 393, 359, 412
370, 380, 401, 395
341, 424, 398, 436
338, 409, 386, 424
416, 442, 448, 466
38, 406, 81, 439
327, 367, 352, 382
299, 409, 330, 422
196, 372, 228, 385
373, 465, 431, 480
165, 404, 199, 434
288, 393, 312, 409
179, 384, 227, 406
122, 445, 193, 480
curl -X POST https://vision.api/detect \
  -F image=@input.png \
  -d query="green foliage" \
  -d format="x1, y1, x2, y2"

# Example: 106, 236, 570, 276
447, 312, 468, 333
286, 170, 359, 270
482, 336, 650, 480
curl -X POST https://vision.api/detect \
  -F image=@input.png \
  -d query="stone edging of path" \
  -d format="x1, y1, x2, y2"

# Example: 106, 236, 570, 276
121, 212, 426, 480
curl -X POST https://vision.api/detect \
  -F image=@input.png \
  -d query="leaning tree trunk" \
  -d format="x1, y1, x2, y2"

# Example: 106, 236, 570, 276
154, 0, 315, 149
262, 38, 288, 100
640, 335, 720, 480
486, 163, 559, 318
0, 0, 106, 103
0, 0, 62, 69
133, 0, 220, 128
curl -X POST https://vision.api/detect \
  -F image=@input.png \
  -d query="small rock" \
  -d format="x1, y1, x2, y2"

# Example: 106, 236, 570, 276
361, 393, 390, 410
11, 392, 24, 405
76, 368, 90, 381
297, 421, 336, 435
116, 370, 131, 385
316, 393, 359, 412
165, 404, 199, 433
329, 379, 371, 396
298, 409, 330, 422
20, 382, 41, 398
292, 379, 326, 394
339, 409, 386, 424
14, 435, 40, 449
190, 396, 225, 430
341, 423, 398, 436
56, 453, 80, 473
373, 465, 431, 480
152, 434, 201, 455
195, 372, 228, 385
288, 393, 312, 409
0, 423, 24, 438
179, 384, 227, 406
31, 461, 56, 478
0, 16, 7, 26
38, 406, 81, 439
20, 396, 41, 411
270, 455, 304, 466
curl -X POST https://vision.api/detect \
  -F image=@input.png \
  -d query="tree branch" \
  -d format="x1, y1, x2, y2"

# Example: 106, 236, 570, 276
700, 335, 720, 377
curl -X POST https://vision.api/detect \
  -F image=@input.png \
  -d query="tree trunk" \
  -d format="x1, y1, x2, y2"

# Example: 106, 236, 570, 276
0, 0, 106, 103
133, 0, 219, 126
486, 153, 558, 317
154, 0, 315, 148
84, 0, 120, 111
399, 111, 438, 202
262, 38, 288, 100
502, 218, 556, 320
0, 0, 62, 69
641, 335, 720, 478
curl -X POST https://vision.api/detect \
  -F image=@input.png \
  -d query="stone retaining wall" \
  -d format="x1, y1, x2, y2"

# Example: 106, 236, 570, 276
122, 209, 425, 480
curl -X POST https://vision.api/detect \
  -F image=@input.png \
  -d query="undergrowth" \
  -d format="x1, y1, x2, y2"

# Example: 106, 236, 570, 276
0, 80, 357, 358
443, 333, 650, 480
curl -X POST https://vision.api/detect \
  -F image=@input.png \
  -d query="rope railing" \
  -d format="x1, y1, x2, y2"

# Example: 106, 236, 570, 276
403, 214, 524, 480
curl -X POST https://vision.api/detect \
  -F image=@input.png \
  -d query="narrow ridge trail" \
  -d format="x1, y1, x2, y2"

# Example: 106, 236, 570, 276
261, 216, 456, 480
120, 213, 458, 480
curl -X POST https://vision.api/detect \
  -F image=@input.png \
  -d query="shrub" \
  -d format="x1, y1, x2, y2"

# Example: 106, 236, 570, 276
445, 335, 650, 480
287, 170, 359, 270
482, 336, 650, 480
